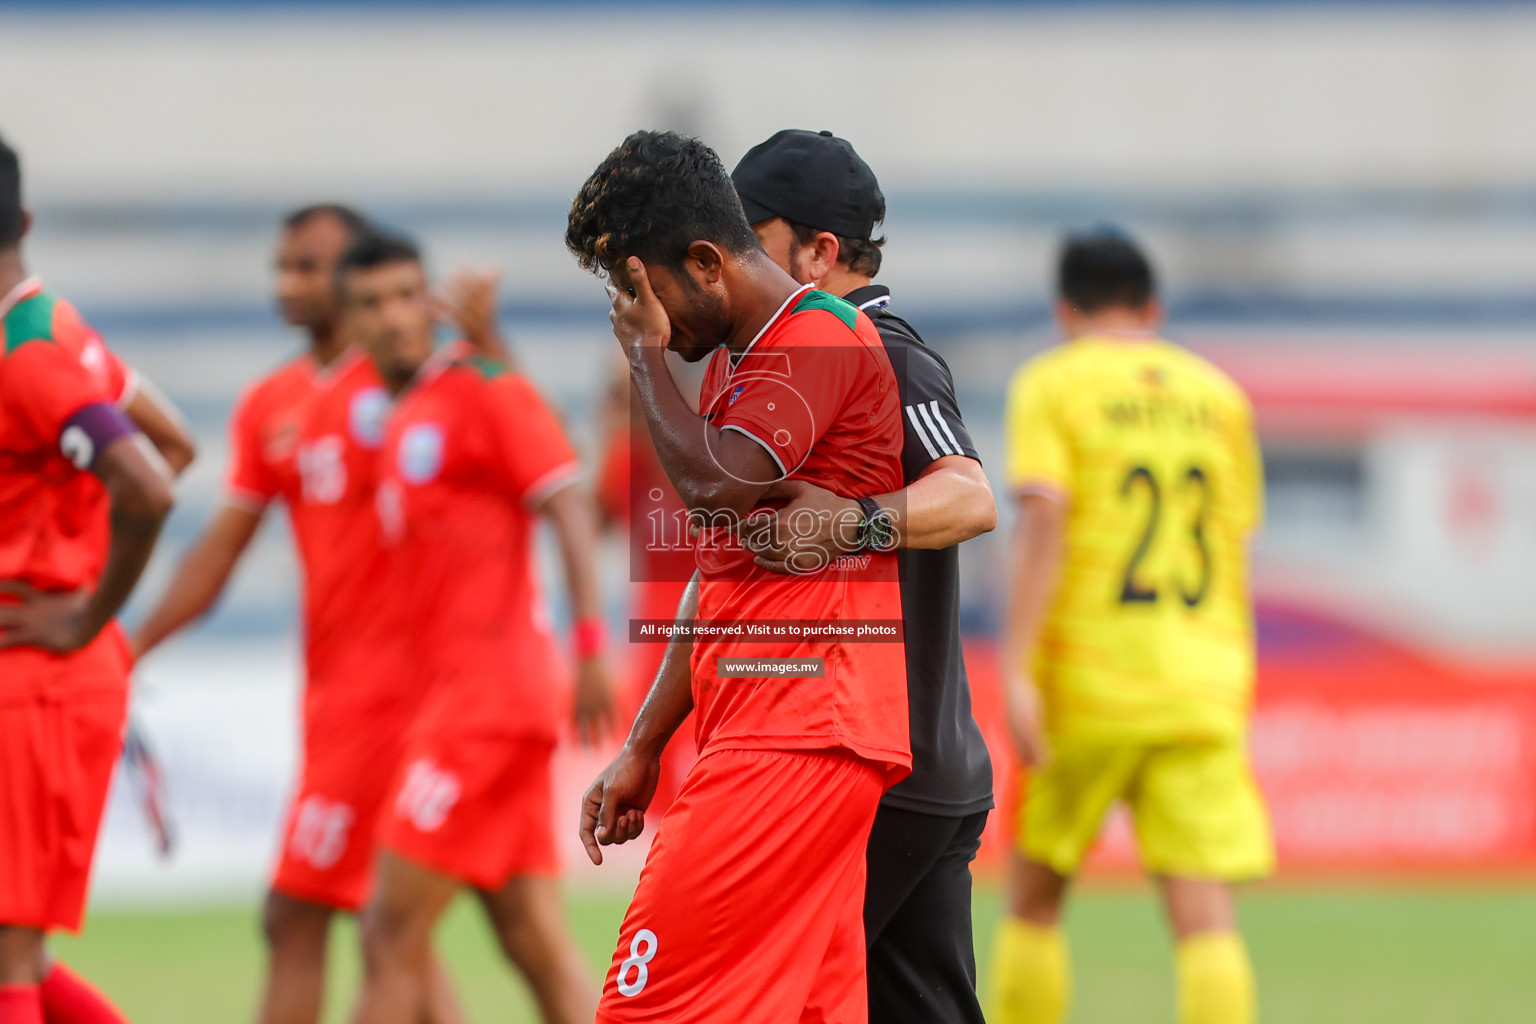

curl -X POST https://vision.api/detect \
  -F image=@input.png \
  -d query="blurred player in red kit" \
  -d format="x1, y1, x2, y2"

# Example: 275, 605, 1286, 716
0, 132, 178, 1024
335, 232, 615, 1024
568, 131, 911, 1024
131, 206, 500, 1024
593, 362, 696, 817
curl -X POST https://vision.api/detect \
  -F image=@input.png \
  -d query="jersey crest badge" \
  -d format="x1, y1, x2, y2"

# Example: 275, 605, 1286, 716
78, 336, 110, 385
349, 387, 390, 448
399, 423, 444, 484
264, 420, 301, 463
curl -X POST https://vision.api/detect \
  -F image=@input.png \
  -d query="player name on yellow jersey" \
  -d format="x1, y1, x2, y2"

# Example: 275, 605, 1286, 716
1101, 387, 1219, 434
1005, 335, 1264, 743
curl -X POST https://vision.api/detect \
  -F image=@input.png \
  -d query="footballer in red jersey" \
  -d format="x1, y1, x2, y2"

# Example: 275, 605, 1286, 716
0, 132, 177, 1024
131, 206, 475, 1024
337, 232, 614, 1024
271, 347, 417, 910
568, 132, 910, 1024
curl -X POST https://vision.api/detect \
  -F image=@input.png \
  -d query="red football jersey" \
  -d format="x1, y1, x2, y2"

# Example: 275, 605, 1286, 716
223, 354, 317, 514
690, 286, 911, 776
0, 278, 135, 592
224, 349, 401, 714
283, 352, 415, 721
375, 346, 581, 741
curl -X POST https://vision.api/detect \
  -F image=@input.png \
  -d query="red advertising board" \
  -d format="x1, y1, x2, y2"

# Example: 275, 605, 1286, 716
969, 603, 1536, 875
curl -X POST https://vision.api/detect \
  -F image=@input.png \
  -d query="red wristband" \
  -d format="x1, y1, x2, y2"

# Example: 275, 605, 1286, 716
573, 619, 606, 660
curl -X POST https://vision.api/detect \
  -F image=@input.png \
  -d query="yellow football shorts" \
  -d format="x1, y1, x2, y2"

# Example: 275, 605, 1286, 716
1016, 736, 1274, 881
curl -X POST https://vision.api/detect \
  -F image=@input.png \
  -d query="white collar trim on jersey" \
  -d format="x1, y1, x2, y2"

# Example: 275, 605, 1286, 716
308, 344, 367, 385
0, 276, 43, 321
731, 281, 815, 368
410, 338, 467, 391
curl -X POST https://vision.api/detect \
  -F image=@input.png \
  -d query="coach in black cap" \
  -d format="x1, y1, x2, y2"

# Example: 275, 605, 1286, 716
734, 129, 998, 1024
733, 130, 886, 244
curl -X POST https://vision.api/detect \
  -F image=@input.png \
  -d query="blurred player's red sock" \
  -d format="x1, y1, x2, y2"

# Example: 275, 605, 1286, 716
0, 984, 44, 1024
39, 966, 128, 1024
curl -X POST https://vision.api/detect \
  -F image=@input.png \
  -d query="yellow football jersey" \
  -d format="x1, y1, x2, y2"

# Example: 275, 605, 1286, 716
1005, 335, 1263, 743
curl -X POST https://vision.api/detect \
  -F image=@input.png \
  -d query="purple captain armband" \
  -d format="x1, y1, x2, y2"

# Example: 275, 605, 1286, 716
60, 402, 137, 470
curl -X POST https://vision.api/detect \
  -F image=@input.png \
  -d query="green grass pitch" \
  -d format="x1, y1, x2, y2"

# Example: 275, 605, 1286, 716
51, 883, 1536, 1024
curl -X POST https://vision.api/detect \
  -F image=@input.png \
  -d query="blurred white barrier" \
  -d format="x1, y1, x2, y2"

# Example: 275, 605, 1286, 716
92, 638, 648, 908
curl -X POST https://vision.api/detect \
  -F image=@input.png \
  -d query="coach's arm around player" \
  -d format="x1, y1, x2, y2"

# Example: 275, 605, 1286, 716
741, 456, 996, 568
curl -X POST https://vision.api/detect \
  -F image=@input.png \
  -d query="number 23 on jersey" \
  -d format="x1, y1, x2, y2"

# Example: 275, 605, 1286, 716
1117, 462, 1213, 609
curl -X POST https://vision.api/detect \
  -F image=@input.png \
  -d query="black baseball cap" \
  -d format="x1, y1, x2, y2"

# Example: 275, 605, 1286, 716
731, 129, 885, 241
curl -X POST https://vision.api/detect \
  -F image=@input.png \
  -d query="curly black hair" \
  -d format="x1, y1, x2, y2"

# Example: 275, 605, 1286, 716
566, 130, 759, 276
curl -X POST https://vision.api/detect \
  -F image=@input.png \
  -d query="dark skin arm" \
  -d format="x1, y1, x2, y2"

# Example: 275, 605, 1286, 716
0, 435, 174, 652
579, 572, 699, 866
609, 258, 779, 518
131, 503, 263, 659
540, 483, 618, 746
437, 267, 516, 370
124, 376, 197, 477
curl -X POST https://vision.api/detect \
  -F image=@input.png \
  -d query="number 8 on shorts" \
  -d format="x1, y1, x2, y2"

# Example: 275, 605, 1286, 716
616, 928, 658, 997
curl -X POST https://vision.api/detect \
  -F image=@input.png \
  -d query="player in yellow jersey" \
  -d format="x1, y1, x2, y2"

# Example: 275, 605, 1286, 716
987, 229, 1271, 1024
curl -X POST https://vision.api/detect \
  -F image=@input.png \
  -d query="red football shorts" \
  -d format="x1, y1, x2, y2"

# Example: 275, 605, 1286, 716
597, 747, 886, 1024
0, 627, 130, 933
270, 703, 416, 911
379, 733, 558, 890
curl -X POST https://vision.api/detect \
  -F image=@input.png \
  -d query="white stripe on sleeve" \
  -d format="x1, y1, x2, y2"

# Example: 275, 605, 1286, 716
721, 424, 789, 477
928, 400, 964, 453
916, 402, 956, 456
905, 404, 941, 460
524, 462, 582, 510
